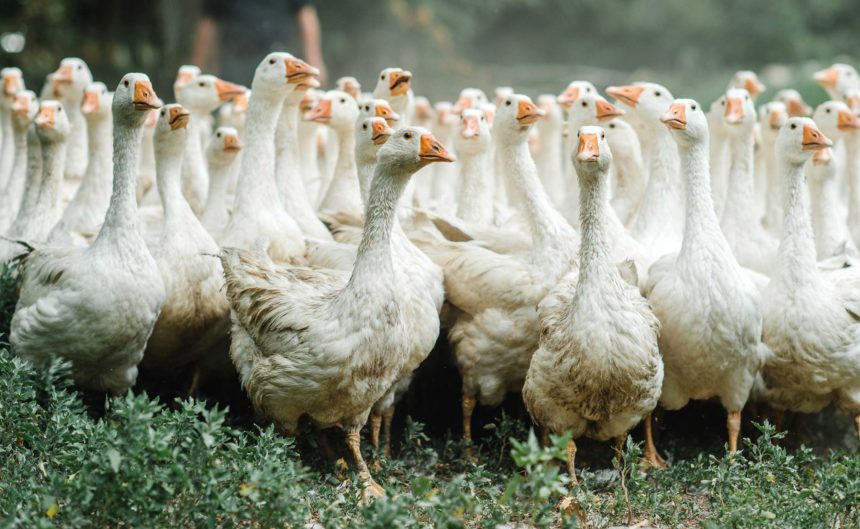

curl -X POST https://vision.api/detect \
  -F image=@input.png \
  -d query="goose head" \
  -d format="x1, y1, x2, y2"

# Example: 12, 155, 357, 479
52, 58, 93, 98
355, 117, 394, 163
374, 67, 412, 98
377, 126, 454, 174
413, 96, 434, 127
34, 100, 71, 142
179, 74, 245, 113
154, 103, 190, 156
11, 89, 38, 127
573, 125, 612, 177
358, 99, 399, 126
603, 118, 638, 153
758, 101, 788, 135
811, 100, 860, 139
1, 67, 24, 102
727, 70, 766, 99
557, 80, 598, 109
776, 117, 832, 166
774, 89, 812, 117
113, 73, 161, 127
453, 87, 488, 114
455, 107, 491, 154
336, 76, 361, 100
606, 82, 674, 124
660, 98, 709, 147
298, 88, 321, 115
81, 82, 112, 119
207, 126, 242, 166
814, 63, 859, 99
494, 93, 545, 145
494, 87, 514, 107
721, 88, 757, 134
305, 90, 359, 131
174, 65, 202, 100
566, 94, 624, 130
251, 52, 319, 99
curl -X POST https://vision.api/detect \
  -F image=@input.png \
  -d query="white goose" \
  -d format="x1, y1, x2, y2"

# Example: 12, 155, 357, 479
759, 101, 789, 235
808, 146, 857, 259
10, 73, 165, 394
774, 89, 812, 117
136, 109, 158, 201
220, 126, 454, 498
761, 117, 860, 441
297, 89, 323, 206
523, 126, 662, 481
51, 58, 92, 201
604, 118, 647, 227
844, 89, 860, 248
373, 67, 413, 127
0, 90, 37, 233
0, 67, 24, 193
201, 126, 242, 237
218, 52, 317, 262
61, 82, 113, 240
645, 99, 764, 455
534, 95, 565, 207
140, 104, 228, 380
814, 63, 860, 101
454, 107, 494, 226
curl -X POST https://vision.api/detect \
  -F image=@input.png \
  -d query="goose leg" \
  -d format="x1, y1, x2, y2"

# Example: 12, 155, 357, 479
854, 414, 860, 441
539, 426, 550, 448
382, 405, 395, 455
345, 430, 385, 501
727, 410, 742, 452
642, 413, 667, 469
462, 394, 477, 443
566, 438, 578, 484
368, 413, 382, 451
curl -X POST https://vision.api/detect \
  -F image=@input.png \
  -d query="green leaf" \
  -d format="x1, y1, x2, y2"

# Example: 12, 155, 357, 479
106, 448, 122, 473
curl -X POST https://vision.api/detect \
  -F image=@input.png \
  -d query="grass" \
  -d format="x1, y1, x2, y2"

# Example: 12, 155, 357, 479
1, 262, 859, 528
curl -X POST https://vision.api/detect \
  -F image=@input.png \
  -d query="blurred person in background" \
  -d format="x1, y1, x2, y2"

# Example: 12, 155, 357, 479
190, 0, 327, 85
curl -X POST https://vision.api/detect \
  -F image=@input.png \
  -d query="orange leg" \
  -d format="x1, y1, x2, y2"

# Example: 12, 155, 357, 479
614, 433, 628, 464
462, 394, 477, 443
382, 405, 395, 456
566, 438, 578, 484
853, 414, 860, 441
643, 413, 667, 469
727, 410, 742, 452
345, 431, 384, 501
368, 413, 382, 451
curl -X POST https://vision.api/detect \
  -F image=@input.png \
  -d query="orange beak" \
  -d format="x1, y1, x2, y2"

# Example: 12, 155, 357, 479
768, 109, 787, 130
516, 98, 545, 125
595, 99, 623, 121
802, 123, 832, 151
606, 85, 645, 107
837, 108, 860, 130
133, 80, 160, 111
3, 74, 22, 96
812, 147, 833, 165
11, 94, 29, 117
389, 71, 411, 96
223, 134, 243, 152
168, 105, 190, 130
35, 106, 56, 129
305, 98, 332, 123
743, 76, 765, 98
460, 115, 481, 139
724, 97, 744, 124
576, 133, 600, 162
233, 92, 249, 113
285, 57, 319, 84
215, 79, 246, 101
452, 94, 472, 114
557, 86, 580, 109
419, 133, 455, 163
375, 102, 400, 124
786, 97, 811, 117
51, 79, 64, 98
81, 91, 100, 114
371, 119, 393, 145
814, 67, 839, 90
660, 102, 687, 130
53, 64, 74, 83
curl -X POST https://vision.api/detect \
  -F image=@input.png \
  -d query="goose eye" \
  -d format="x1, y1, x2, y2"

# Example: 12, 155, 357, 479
365, 105, 369, 111
161, 110, 165, 116
124, 80, 129, 87
655, 91, 661, 97
481, 116, 485, 121
505, 100, 511, 106
586, 87, 591, 92
692, 104, 697, 111
380, 75, 385, 80
340, 98, 346, 104
826, 108, 831, 113
721, 99, 725, 106
581, 101, 587, 107
601, 132, 605, 139
268, 58, 276, 65
609, 123, 616, 128
199, 82, 206, 87
404, 132, 412, 139
362, 124, 367, 130
77, 65, 82, 70
217, 132, 221, 137
790, 123, 797, 129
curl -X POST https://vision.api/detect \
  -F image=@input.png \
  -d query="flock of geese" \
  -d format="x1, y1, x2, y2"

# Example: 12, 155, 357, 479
1, 52, 860, 497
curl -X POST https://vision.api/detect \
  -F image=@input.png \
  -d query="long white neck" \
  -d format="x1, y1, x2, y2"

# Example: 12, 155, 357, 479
63, 113, 113, 226
535, 122, 565, 204
773, 157, 819, 289
180, 111, 210, 214
6, 125, 42, 235
6, 115, 29, 194
318, 124, 361, 215
232, 90, 285, 214
92, 115, 144, 246
762, 133, 783, 233
201, 158, 234, 234
708, 114, 729, 217
0, 103, 13, 188
677, 137, 732, 260
808, 166, 845, 259
157, 141, 195, 231
577, 165, 616, 287
630, 121, 683, 240
608, 136, 646, 223
846, 133, 860, 232
36, 133, 67, 228
455, 146, 494, 224
298, 120, 321, 202
63, 90, 88, 179
721, 131, 759, 230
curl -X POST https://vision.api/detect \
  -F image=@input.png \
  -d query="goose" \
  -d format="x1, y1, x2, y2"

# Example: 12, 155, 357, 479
219, 126, 454, 499
708, 97, 730, 218
454, 107, 494, 225
201, 126, 242, 237
336, 76, 362, 101
430, 101, 458, 212
175, 74, 245, 215
0, 90, 37, 233
1, 102, 42, 261
523, 125, 662, 481
51, 58, 93, 199
719, 88, 778, 274
217, 88, 250, 138
308, 90, 363, 220
218, 52, 317, 263
727, 70, 766, 100
843, 89, 860, 248
775, 89, 812, 117
297, 89, 323, 206
60, 82, 113, 240
814, 63, 860, 101
604, 118, 647, 227
415, 94, 579, 448
645, 99, 764, 455
534, 95, 565, 207
0, 67, 24, 193
373, 67, 413, 127
136, 109, 158, 201
607, 83, 683, 259
139, 103, 228, 380
808, 146, 858, 259
759, 102, 789, 235
452, 88, 488, 114
10, 73, 165, 394
761, 117, 860, 440
413, 96, 434, 128
411, 96, 436, 207
274, 82, 333, 241
173, 65, 202, 100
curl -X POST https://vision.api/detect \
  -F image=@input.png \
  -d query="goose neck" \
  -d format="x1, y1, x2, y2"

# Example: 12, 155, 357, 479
157, 144, 191, 224
722, 131, 758, 226
678, 139, 725, 255
37, 134, 67, 219
577, 166, 614, 284
233, 90, 284, 213
456, 148, 494, 224
93, 117, 144, 243
775, 158, 818, 285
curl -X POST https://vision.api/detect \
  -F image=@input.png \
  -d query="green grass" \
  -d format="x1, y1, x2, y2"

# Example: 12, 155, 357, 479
1, 262, 859, 529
